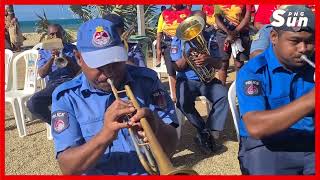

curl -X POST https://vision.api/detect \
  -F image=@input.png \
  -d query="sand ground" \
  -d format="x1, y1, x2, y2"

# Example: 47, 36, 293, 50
5, 32, 241, 175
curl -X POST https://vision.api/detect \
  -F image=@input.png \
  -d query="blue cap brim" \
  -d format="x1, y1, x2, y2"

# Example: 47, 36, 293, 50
81, 46, 128, 68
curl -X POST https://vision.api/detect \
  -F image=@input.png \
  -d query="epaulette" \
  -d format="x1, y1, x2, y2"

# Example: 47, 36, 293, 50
245, 53, 268, 73
52, 74, 83, 101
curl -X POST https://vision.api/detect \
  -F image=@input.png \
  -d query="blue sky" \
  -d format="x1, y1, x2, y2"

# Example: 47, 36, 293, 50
14, 5, 76, 21
13, 5, 201, 21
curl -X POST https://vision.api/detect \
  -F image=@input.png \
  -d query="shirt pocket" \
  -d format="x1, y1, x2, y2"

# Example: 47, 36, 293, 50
269, 96, 290, 109
79, 116, 104, 140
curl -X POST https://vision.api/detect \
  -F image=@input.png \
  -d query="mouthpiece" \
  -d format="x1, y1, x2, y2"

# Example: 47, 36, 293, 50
300, 55, 315, 68
107, 78, 113, 86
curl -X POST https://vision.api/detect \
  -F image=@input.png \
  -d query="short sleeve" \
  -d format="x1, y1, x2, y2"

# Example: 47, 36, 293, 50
157, 14, 164, 33
149, 77, 178, 127
236, 68, 267, 118
37, 49, 51, 69
170, 38, 183, 62
250, 25, 272, 53
51, 93, 84, 158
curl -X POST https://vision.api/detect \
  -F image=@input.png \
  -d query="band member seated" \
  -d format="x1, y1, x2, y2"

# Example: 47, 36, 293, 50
27, 24, 80, 125
171, 12, 228, 153
236, 6, 315, 175
156, 5, 192, 102
51, 18, 178, 175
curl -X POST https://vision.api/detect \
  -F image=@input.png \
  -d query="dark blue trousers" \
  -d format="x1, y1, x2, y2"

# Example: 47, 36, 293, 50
27, 78, 70, 124
239, 134, 315, 175
176, 78, 228, 132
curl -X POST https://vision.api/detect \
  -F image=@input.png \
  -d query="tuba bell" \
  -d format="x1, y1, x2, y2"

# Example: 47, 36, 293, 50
42, 38, 68, 68
107, 79, 198, 175
176, 16, 215, 83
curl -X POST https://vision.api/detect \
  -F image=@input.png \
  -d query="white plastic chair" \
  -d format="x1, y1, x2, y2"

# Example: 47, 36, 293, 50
32, 42, 50, 91
32, 42, 43, 50
5, 49, 14, 91
227, 81, 240, 141
151, 40, 176, 101
36, 76, 52, 140
5, 49, 39, 137
151, 41, 168, 76
32, 43, 53, 140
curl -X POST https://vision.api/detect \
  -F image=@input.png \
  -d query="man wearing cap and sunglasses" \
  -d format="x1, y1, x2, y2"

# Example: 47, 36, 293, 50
236, 5, 315, 175
50, 18, 178, 175
27, 24, 80, 125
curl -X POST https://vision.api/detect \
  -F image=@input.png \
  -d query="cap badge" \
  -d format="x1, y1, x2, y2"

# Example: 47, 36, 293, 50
92, 26, 111, 47
292, 21, 302, 32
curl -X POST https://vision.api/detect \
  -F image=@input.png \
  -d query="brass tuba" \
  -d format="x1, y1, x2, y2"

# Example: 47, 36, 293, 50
176, 16, 215, 83
107, 78, 198, 175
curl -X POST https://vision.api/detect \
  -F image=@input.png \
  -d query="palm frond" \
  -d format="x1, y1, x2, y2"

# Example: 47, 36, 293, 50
34, 10, 50, 42
69, 5, 159, 42
35, 10, 74, 43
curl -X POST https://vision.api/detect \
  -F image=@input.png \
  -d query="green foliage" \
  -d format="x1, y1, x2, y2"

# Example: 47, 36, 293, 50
35, 10, 50, 42
35, 10, 74, 43
69, 5, 159, 42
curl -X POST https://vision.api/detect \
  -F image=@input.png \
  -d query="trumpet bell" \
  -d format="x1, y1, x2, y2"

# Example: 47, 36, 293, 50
164, 168, 198, 175
42, 38, 68, 68
55, 57, 68, 68
176, 16, 205, 41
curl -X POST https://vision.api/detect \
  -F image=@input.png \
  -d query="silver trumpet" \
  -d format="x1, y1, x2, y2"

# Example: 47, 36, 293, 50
54, 52, 68, 68
300, 55, 315, 68
300, 55, 315, 81
42, 38, 68, 68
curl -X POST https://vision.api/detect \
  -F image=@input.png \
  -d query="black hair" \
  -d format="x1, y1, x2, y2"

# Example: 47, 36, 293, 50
272, 27, 284, 36
161, 6, 166, 11
273, 26, 314, 37
48, 23, 66, 37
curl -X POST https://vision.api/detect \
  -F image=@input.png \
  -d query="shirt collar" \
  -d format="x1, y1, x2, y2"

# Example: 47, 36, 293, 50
266, 45, 308, 75
266, 45, 284, 72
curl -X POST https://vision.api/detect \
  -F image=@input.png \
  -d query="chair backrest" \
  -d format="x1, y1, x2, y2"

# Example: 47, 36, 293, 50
152, 40, 167, 72
5, 49, 14, 91
152, 40, 157, 67
12, 49, 39, 93
228, 81, 240, 141
32, 43, 43, 50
